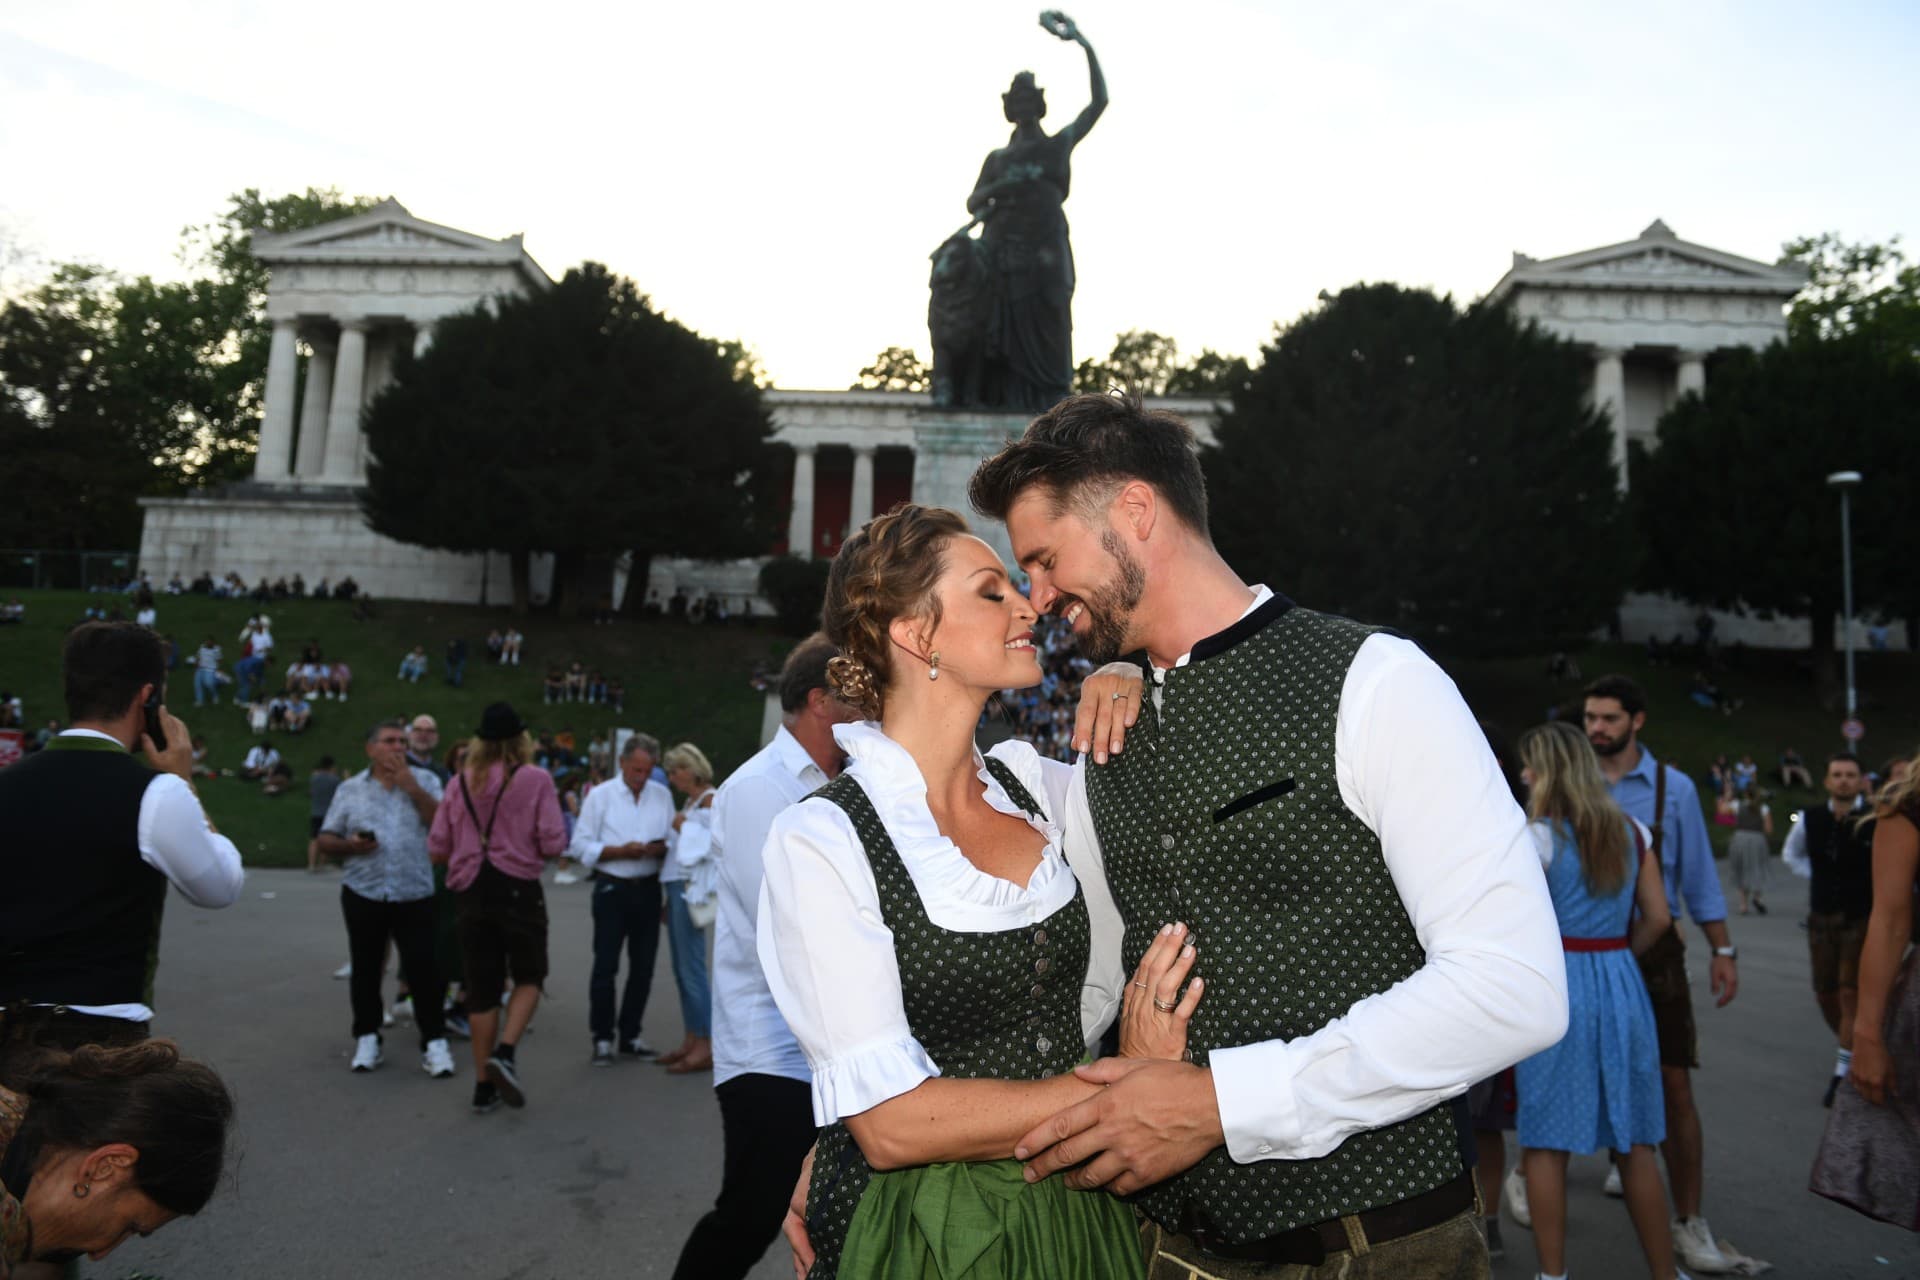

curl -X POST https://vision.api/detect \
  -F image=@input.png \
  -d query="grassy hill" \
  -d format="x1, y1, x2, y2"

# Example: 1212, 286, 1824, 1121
4, 587, 1917, 866
0, 590, 792, 866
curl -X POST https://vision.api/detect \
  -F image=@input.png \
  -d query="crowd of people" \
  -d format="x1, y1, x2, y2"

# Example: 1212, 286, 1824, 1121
9, 395, 1920, 1280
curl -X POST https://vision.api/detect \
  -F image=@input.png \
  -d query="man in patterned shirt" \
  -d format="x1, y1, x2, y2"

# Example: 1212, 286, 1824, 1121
316, 719, 456, 1079
969, 392, 1568, 1278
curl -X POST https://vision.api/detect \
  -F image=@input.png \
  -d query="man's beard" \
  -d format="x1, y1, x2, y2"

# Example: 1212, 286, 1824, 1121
1068, 532, 1147, 664
1589, 732, 1630, 758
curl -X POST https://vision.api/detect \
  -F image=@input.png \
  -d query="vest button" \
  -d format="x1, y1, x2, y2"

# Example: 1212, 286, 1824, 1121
1160, 833, 1175, 850
1032, 928, 1049, 947
1036, 1035, 1053, 1054
1034, 956, 1051, 975
1030, 982, 1046, 1000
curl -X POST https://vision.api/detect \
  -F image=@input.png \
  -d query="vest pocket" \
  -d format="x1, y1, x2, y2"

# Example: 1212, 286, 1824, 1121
1211, 777, 1297, 823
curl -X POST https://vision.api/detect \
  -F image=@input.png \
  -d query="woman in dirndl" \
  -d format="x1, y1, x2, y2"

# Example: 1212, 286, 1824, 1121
759, 504, 1181, 1280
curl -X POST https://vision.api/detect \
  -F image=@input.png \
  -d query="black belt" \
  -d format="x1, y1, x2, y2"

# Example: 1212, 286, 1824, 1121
1188, 1173, 1474, 1267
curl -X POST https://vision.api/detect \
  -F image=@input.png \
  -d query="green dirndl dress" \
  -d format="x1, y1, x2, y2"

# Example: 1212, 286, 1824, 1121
803, 761, 1143, 1280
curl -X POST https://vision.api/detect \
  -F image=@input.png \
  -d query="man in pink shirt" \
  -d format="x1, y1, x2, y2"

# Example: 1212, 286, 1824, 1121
429, 702, 569, 1113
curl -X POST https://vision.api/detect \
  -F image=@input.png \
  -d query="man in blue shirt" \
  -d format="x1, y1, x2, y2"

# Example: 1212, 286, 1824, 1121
1586, 674, 1741, 1273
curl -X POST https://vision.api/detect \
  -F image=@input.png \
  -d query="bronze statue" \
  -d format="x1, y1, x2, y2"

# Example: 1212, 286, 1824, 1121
929, 11, 1106, 411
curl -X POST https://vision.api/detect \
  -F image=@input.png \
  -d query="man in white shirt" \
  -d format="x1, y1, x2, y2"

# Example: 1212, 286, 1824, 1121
672, 634, 857, 1280
0, 621, 244, 1062
569, 733, 674, 1066
969, 394, 1567, 1276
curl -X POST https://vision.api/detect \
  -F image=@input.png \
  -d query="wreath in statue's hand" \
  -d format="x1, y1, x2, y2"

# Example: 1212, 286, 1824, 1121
1039, 10, 1080, 41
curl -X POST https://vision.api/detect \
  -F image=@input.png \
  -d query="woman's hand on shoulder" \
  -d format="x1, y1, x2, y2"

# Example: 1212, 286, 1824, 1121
1073, 662, 1144, 764
1117, 922, 1203, 1060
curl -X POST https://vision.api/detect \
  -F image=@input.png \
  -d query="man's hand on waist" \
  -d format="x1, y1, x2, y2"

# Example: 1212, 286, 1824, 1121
1014, 1057, 1223, 1196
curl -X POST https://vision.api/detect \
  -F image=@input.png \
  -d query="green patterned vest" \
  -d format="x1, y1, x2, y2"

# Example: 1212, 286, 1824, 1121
1084, 597, 1461, 1241
803, 757, 1091, 1279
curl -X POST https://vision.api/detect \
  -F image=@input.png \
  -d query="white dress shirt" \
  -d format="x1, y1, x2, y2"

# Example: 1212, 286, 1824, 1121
1780, 796, 1867, 878
1065, 589, 1568, 1164
569, 776, 675, 878
758, 722, 1102, 1126
60, 728, 247, 1021
711, 726, 830, 1087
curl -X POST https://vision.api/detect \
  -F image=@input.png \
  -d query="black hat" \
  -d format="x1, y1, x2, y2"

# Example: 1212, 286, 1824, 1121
476, 702, 526, 742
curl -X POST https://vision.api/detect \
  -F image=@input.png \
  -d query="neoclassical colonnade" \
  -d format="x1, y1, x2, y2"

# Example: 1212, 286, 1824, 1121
782, 439, 917, 558
252, 317, 429, 485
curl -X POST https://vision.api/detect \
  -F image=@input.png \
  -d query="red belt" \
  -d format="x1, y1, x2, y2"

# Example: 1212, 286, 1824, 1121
1562, 935, 1629, 952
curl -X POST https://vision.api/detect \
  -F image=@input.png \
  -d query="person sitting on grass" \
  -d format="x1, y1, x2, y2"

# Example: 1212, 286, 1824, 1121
604, 675, 624, 714
262, 758, 294, 798
241, 740, 280, 782
398, 645, 429, 683
327, 661, 352, 703
542, 666, 565, 705
501, 628, 523, 665
564, 661, 588, 703
282, 691, 311, 735
486, 630, 505, 663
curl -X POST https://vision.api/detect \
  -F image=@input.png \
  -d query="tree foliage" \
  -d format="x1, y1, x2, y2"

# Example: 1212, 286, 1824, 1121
360, 262, 778, 615
1782, 233, 1920, 357
853, 346, 931, 393
1073, 329, 1252, 397
1633, 336, 1920, 663
1204, 284, 1626, 656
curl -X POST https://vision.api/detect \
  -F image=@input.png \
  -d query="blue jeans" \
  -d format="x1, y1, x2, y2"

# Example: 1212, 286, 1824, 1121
588, 873, 661, 1043
664, 880, 711, 1038
193, 668, 220, 706
444, 656, 465, 686
234, 656, 265, 702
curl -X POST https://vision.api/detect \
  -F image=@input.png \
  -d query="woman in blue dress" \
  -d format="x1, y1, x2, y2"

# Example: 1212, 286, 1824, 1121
1515, 722, 1683, 1280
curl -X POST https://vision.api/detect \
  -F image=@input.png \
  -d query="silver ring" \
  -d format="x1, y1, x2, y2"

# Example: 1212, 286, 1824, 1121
1112, 691, 1129, 701
1153, 998, 1177, 1013
1129, 980, 1149, 990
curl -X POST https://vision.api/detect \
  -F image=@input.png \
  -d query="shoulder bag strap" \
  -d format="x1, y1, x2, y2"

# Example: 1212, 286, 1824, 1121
1651, 758, 1668, 860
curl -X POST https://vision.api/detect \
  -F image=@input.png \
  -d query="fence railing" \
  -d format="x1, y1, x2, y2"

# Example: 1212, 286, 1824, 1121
0, 550, 140, 592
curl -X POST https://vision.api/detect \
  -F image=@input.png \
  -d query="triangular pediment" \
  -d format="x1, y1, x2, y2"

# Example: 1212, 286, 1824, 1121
254, 198, 523, 261
1489, 220, 1807, 301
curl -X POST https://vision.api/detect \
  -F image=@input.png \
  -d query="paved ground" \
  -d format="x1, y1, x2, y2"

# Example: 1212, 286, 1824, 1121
87, 864, 1920, 1280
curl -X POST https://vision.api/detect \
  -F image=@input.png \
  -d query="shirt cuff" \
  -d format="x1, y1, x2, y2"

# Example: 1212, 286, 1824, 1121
808, 1035, 941, 1127
1208, 1039, 1303, 1163
575, 842, 603, 871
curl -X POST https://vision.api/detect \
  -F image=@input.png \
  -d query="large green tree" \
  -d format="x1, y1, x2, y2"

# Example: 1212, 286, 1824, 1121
1782, 233, 1920, 357
853, 345, 930, 392
1633, 335, 1920, 669
360, 262, 778, 616
1205, 284, 1626, 656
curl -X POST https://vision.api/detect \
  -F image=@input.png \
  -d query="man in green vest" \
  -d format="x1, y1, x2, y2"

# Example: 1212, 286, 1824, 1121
969, 393, 1570, 1278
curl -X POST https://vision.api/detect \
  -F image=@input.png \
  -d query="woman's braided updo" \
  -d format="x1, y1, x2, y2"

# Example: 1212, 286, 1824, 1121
822, 503, 971, 719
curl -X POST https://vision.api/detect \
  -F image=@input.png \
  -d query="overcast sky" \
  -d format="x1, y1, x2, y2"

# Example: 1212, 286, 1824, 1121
2, 0, 1915, 388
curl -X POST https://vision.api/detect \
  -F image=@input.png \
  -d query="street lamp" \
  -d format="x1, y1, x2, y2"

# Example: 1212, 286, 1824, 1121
1827, 470, 1863, 741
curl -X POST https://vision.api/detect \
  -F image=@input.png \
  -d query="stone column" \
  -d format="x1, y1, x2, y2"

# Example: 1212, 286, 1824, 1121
787, 444, 817, 558
252, 319, 300, 482
850, 444, 876, 529
413, 322, 435, 359
321, 320, 369, 484
1676, 349, 1707, 399
293, 334, 336, 479
1591, 347, 1628, 489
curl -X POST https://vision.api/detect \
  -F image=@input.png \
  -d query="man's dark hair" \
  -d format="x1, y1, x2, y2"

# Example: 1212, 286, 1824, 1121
63, 621, 165, 723
779, 632, 840, 714
316, 755, 336, 770
1828, 751, 1863, 769
968, 391, 1211, 535
364, 719, 407, 743
1582, 674, 1647, 718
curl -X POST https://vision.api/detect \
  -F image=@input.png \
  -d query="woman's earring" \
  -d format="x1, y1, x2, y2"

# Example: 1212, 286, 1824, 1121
72, 1181, 90, 1199
928, 651, 941, 681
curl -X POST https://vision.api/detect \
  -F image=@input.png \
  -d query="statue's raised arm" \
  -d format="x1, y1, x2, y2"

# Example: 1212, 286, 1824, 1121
1040, 10, 1106, 148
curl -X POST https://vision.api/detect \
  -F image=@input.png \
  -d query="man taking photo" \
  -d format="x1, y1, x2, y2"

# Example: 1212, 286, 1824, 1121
0, 621, 244, 1060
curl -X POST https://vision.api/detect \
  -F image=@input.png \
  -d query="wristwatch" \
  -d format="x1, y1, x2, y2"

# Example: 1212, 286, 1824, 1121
1712, 945, 1738, 960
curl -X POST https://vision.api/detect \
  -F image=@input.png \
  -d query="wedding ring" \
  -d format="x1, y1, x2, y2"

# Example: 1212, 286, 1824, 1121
1112, 691, 1129, 701
1129, 980, 1149, 990
1153, 998, 1177, 1013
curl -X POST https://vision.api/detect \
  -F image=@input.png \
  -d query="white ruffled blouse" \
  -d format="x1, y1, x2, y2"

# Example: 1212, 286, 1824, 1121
756, 721, 1109, 1126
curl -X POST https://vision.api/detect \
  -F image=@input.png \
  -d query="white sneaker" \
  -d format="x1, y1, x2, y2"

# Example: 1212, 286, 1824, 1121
422, 1038, 457, 1078
1671, 1217, 1732, 1273
332, 960, 352, 979
350, 1033, 384, 1072
1603, 1164, 1623, 1197
1502, 1166, 1531, 1228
